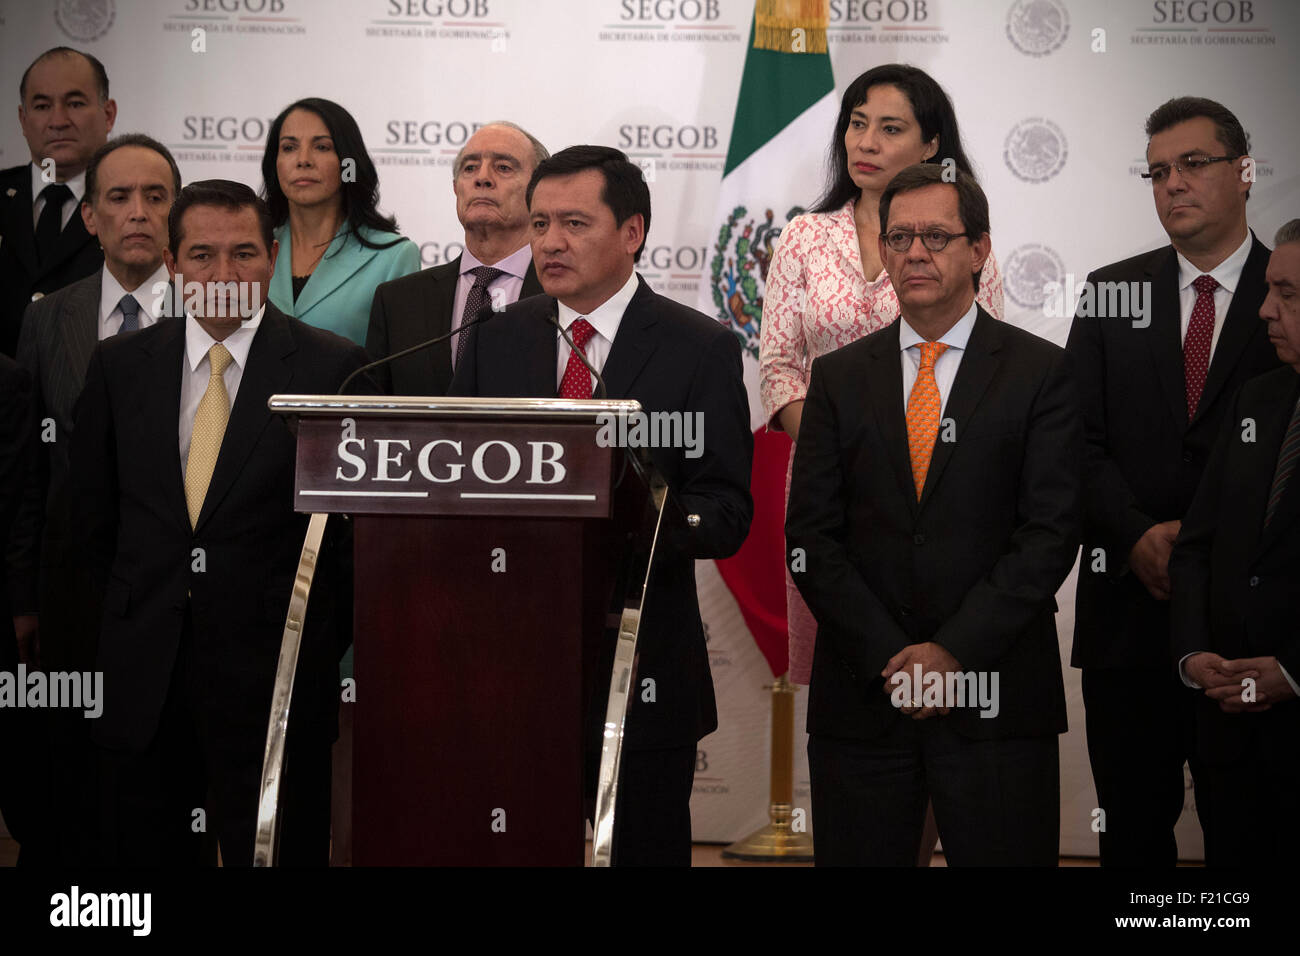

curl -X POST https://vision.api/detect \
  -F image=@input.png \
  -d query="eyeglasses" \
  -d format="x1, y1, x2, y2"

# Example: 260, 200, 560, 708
1141, 153, 1237, 185
882, 229, 968, 253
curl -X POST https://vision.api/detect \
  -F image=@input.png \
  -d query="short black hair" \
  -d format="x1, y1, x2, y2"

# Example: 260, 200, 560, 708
1145, 96, 1251, 199
879, 163, 989, 292
85, 134, 182, 205
168, 180, 275, 258
526, 145, 651, 262
20, 47, 109, 104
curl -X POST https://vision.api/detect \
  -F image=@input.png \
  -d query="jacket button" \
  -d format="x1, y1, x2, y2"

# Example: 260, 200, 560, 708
1182, 451, 1193, 464
914, 533, 925, 545
1249, 576, 1260, 587
31, 292, 44, 302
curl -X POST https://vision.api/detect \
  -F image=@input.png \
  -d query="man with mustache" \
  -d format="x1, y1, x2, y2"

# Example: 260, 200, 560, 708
1066, 97, 1279, 866
5, 134, 181, 865
1, 47, 116, 358
1170, 220, 1300, 866
366, 121, 547, 395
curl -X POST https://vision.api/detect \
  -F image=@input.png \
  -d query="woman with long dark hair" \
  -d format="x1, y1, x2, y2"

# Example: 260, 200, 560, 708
760, 64, 1004, 687
260, 97, 419, 345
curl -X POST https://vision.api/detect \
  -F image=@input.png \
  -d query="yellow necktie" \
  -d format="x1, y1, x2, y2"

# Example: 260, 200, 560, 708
185, 343, 234, 528
905, 341, 949, 500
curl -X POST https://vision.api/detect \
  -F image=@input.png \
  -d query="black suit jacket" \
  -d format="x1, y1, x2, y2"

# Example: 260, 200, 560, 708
0, 353, 33, 671
448, 275, 754, 748
365, 253, 543, 395
1066, 236, 1279, 670
0, 164, 103, 358
787, 308, 1082, 742
5, 272, 101, 652
70, 304, 370, 753
1170, 365, 1300, 761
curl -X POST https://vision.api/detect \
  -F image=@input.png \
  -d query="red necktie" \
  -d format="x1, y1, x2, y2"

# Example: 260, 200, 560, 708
1184, 273, 1218, 418
559, 318, 597, 399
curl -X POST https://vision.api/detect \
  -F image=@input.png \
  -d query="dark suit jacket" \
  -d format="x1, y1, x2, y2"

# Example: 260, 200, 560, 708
0, 164, 103, 358
0, 353, 33, 671
448, 275, 754, 749
1067, 236, 1279, 670
365, 253, 542, 395
1170, 365, 1300, 762
5, 272, 101, 658
70, 304, 369, 753
787, 308, 1082, 742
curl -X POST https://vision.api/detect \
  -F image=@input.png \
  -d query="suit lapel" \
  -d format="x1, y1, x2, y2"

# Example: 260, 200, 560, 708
600, 277, 659, 398
1146, 247, 1189, 430
520, 260, 544, 298
920, 310, 1002, 507
522, 299, 562, 397
2, 172, 38, 276
1257, 374, 1300, 556
865, 322, 917, 518
428, 257, 460, 384
58, 270, 100, 390
294, 228, 379, 317
37, 204, 94, 282
138, 318, 190, 531
194, 307, 295, 531
1196, 234, 1269, 422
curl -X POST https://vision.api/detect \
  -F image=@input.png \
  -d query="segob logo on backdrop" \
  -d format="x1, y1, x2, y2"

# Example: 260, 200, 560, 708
55, 0, 115, 41
1004, 118, 1069, 183
1004, 244, 1067, 311
1006, 0, 1070, 56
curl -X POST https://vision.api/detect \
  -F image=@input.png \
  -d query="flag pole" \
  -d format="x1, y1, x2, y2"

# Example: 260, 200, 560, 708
722, 673, 813, 861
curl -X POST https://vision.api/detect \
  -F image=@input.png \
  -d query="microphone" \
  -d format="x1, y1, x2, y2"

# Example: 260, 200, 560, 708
547, 307, 608, 400
337, 306, 497, 395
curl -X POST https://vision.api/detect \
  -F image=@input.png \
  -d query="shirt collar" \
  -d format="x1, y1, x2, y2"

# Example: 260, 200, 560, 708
185, 305, 265, 373
100, 262, 171, 323
1175, 230, 1252, 296
460, 243, 533, 280
556, 270, 639, 344
29, 163, 85, 205
897, 299, 978, 353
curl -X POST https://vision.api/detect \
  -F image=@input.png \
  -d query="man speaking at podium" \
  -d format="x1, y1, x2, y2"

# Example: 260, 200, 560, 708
450, 145, 753, 865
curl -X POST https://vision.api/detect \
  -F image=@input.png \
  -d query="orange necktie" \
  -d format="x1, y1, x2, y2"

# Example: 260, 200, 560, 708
906, 341, 949, 500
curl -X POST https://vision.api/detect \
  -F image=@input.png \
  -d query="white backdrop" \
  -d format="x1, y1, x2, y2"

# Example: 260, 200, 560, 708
3, 0, 1296, 858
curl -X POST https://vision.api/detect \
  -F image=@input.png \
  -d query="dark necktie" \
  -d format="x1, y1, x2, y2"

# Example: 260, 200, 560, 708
35, 182, 73, 267
1266, 398, 1300, 528
1184, 273, 1218, 419
117, 294, 140, 334
559, 318, 598, 399
455, 266, 505, 368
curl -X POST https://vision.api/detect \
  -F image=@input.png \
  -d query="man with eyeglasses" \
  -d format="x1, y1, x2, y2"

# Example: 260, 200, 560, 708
1066, 96, 1279, 867
787, 163, 1082, 865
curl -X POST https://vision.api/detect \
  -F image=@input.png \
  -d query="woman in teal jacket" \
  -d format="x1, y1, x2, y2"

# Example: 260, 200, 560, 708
261, 97, 420, 346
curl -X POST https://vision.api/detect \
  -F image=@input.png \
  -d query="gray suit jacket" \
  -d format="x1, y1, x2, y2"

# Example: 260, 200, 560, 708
6, 271, 100, 643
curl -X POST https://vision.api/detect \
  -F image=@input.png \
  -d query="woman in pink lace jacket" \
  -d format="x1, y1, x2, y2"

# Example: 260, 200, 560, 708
760, 65, 1005, 687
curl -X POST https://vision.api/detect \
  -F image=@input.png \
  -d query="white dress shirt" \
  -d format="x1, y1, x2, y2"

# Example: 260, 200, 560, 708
449, 244, 533, 369
178, 307, 264, 472
1175, 230, 1252, 361
29, 163, 85, 230
897, 299, 978, 415
98, 263, 170, 340
555, 270, 639, 392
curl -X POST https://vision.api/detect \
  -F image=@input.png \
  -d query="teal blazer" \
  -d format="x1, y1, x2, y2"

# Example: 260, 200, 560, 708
269, 222, 421, 346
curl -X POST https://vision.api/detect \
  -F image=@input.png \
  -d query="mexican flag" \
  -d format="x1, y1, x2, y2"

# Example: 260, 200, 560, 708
698, 0, 837, 677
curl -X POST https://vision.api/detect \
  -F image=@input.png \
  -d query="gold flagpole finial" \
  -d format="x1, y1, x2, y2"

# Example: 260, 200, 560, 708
754, 0, 828, 53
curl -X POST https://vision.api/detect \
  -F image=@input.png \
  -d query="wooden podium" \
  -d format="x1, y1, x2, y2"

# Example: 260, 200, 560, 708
251, 397, 667, 867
